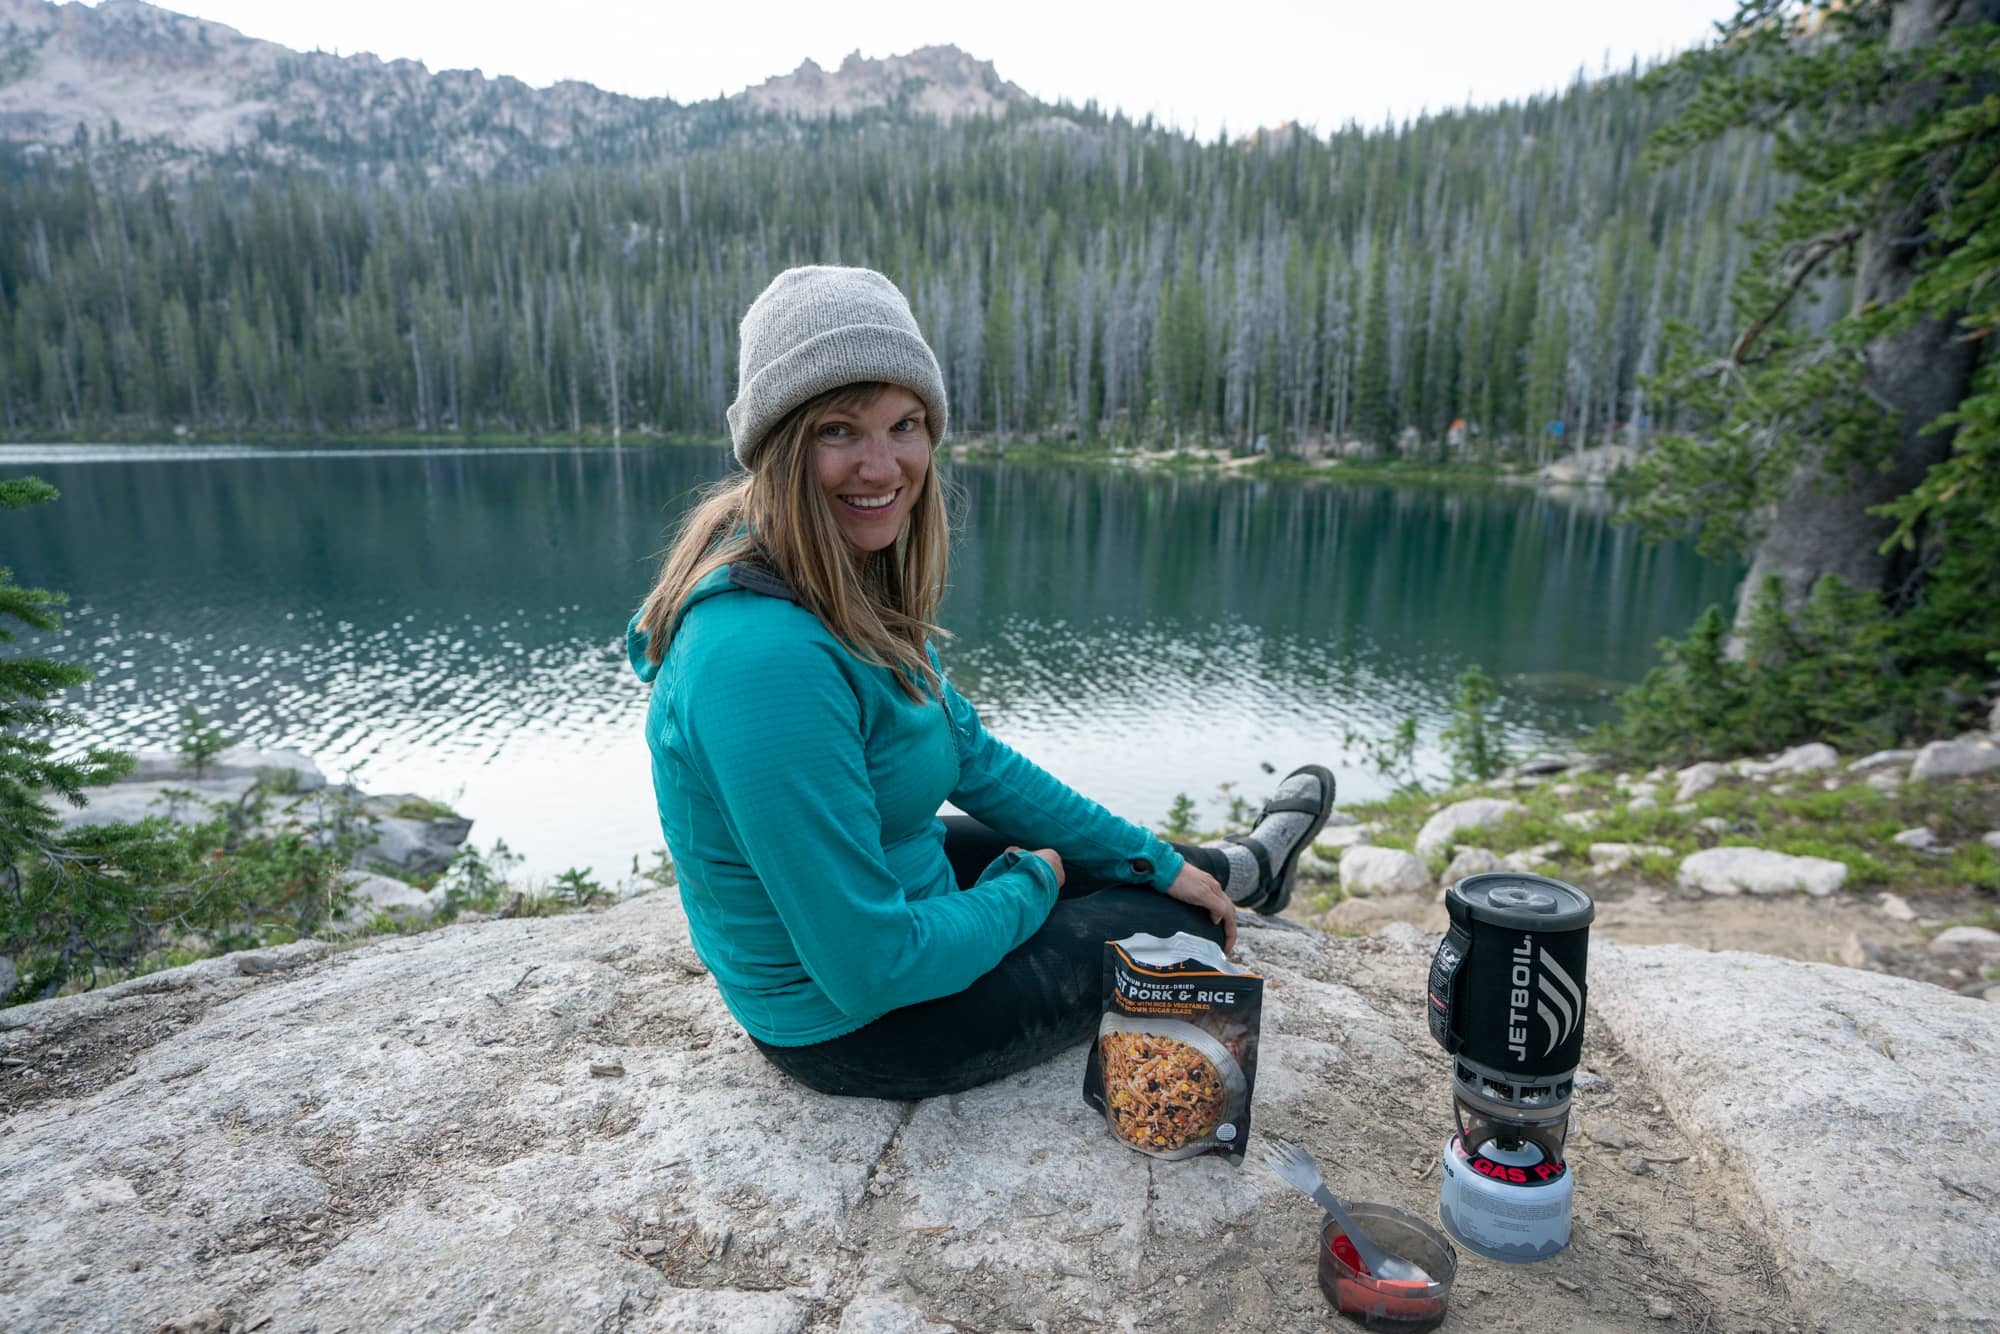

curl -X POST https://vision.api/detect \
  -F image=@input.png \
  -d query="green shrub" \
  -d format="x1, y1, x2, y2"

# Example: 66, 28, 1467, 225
1440, 664, 1509, 783
552, 867, 608, 909
1161, 792, 1200, 841
1344, 716, 1424, 796
436, 839, 522, 921
392, 795, 460, 821
1601, 574, 1985, 766
178, 704, 229, 777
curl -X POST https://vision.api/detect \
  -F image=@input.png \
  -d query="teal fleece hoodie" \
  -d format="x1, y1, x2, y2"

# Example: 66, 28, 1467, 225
626, 564, 1185, 1046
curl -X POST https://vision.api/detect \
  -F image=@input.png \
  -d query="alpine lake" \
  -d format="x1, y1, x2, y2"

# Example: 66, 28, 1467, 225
7, 443, 1741, 884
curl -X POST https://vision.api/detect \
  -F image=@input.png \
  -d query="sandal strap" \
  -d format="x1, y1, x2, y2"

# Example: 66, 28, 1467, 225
1259, 797, 1325, 817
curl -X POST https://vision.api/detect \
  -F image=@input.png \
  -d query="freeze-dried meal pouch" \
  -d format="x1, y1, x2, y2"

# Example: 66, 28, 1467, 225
1082, 931, 1263, 1165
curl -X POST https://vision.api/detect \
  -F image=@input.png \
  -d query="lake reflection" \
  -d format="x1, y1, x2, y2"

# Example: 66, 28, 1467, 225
7, 445, 1739, 880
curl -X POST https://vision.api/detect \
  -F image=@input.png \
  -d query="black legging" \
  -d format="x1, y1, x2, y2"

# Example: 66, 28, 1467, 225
749, 817, 1233, 1099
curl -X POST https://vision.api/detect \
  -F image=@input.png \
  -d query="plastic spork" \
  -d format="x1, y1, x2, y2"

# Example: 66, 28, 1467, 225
1262, 1137, 1433, 1285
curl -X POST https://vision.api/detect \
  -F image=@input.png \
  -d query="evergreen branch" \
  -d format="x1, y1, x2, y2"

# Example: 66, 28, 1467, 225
1729, 226, 1862, 364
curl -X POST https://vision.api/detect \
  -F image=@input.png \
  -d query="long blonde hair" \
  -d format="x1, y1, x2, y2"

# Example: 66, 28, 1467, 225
635, 382, 950, 701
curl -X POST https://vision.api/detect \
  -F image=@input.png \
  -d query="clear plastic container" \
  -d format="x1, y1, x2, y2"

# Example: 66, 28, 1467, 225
1317, 1203, 1458, 1331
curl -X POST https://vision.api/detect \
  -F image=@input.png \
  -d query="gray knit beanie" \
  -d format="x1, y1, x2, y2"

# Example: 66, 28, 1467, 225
727, 265, 949, 469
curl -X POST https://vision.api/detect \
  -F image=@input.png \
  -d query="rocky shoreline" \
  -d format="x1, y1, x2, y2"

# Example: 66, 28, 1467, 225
53, 745, 476, 929
1299, 710, 2000, 999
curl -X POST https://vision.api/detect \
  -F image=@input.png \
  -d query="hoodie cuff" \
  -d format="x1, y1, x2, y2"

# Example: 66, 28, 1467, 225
1130, 837, 1185, 893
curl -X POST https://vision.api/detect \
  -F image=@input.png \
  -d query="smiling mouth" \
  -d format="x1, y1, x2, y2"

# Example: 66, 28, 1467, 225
838, 489, 901, 514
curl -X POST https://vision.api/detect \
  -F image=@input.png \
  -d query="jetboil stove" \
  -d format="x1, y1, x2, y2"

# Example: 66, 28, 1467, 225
1426, 872, 1594, 1263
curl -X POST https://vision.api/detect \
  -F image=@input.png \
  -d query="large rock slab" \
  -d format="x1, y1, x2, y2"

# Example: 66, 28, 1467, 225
52, 777, 259, 830
1678, 847, 1849, 897
1338, 846, 1430, 897
1911, 741, 2000, 783
126, 746, 327, 792
1593, 945, 2000, 1333
0, 895, 1814, 1332
1413, 798, 1526, 863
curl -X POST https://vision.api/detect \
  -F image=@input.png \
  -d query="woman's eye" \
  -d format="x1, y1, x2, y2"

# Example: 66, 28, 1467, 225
891, 418, 917, 434
817, 423, 852, 441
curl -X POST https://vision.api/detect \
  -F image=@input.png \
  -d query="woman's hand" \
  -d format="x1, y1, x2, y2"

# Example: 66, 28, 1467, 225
1007, 846, 1066, 888
1165, 862, 1237, 953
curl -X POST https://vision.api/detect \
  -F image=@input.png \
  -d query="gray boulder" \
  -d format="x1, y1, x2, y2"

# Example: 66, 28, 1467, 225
1593, 945, 2000, 1333
1769, 742, 1838, 773
1338, 846, 1430, 897
1911, 741, 2000, 783
1413, 798, 1526, 863
1313, 823, 1374, 851
327, 873, 443, 934
1440, 847, 1504, 885
127, 747, 326, 792
1877, 893, 1918, 923
1892, 827, 1942, 851
354, 812, 474, 878
1674, 761, 1725, 802
52, 777, 258, 830
1677, 847, 1849, 897
1929, 926, 2000, 963
1502, 841, 1561, 871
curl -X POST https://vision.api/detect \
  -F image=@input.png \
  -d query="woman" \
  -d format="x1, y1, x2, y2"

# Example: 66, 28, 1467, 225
627, 265, 1333, 1099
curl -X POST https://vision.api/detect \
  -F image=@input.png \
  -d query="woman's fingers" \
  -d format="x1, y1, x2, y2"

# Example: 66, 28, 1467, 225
1167, 863, 1237, 953
1212, 889, 1238, 953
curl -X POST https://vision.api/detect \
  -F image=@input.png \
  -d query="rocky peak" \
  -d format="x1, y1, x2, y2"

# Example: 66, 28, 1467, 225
737, 42, 1030, 121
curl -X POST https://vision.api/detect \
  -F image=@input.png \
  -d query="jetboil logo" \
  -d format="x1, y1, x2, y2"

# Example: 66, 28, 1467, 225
1507, 936, 1586, 1060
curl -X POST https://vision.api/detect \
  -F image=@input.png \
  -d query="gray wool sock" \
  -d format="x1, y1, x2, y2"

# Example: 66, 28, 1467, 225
1214, 842, 1262, 904
1206, 770, 1325, 904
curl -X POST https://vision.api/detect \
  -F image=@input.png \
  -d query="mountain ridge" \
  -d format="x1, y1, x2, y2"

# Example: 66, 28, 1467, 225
0, 0, 1034, 177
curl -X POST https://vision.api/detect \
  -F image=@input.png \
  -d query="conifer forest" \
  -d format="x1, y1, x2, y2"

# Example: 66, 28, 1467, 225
0, 69, 1785, 453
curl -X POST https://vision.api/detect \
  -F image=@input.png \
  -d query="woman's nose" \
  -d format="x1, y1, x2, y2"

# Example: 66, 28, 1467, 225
854, 435, 899, 481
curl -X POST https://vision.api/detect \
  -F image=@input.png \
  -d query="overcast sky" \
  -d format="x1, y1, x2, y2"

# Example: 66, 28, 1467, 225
98, 0, 1742, 135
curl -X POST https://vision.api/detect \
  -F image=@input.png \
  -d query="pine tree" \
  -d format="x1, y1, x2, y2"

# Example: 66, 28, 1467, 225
0, 477, 150, 1000
1617, 0, 2000, 750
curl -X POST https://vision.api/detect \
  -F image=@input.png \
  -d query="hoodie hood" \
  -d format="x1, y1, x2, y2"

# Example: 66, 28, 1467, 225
626, 563, 798, 684
625, 612, 662, 684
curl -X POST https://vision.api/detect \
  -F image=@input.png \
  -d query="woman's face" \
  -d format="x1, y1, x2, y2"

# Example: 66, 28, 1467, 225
811, 386, 932, 553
